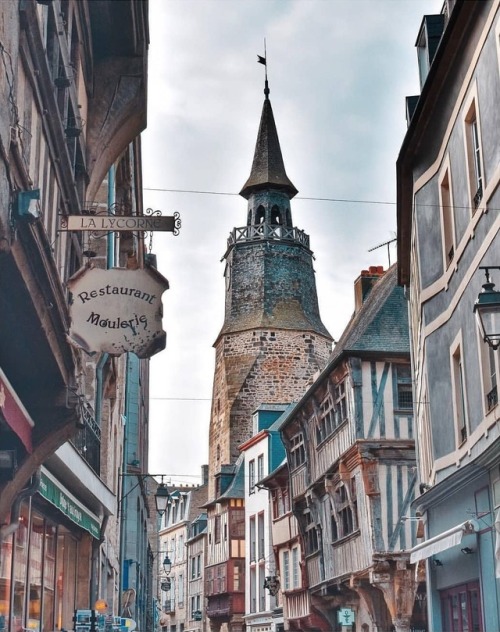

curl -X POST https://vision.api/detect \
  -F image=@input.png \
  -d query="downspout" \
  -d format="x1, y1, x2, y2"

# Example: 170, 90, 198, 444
107, 165, 115, 269
118, 355, 131, 615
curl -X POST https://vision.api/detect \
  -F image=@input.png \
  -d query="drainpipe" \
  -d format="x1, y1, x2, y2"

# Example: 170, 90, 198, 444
107, 165, 115, 270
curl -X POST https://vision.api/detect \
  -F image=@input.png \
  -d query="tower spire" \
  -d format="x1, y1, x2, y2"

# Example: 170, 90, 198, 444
240, 51, 297, 200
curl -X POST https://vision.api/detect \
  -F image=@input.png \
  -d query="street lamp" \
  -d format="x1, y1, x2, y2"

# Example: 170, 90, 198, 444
162, 555, 172, 575
155, 480, 169, 516
474, 267, 500, 350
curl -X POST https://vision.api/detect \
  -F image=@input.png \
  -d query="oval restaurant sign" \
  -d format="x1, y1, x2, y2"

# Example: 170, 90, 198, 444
67, 265, 169, 358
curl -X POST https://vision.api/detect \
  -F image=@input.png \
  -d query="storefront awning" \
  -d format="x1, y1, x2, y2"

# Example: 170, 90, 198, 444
39, 468, 101, 539
0, 368, 34, 452
410, 520, 478, 563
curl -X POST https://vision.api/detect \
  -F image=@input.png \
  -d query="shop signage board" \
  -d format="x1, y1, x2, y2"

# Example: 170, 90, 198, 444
39, 469, 101, 538
67, 266, 169, 358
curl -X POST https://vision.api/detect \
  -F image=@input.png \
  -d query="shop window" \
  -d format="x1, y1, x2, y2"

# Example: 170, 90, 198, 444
440, 582, 483, 632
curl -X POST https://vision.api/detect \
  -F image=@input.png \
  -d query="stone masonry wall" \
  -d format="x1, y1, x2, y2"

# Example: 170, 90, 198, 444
208, 328, 331, 499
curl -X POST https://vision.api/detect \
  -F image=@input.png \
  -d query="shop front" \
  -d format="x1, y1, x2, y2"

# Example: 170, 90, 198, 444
0, 468, 101, 632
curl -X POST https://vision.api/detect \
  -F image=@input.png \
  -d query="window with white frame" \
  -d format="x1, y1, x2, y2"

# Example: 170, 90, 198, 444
178, 573, 184, 606
291, 546, 300, 589
419, 378, 434, 482
249, 515, 256, 562
257, 512, 265, 560
257, 453, 264, 483
249, 459, 255, 494
439, 165, 455, 267
395, 364, 413, 410
289, 432, 306, 470
282, 550, 290, 590
464, 96, 484, 211
451, 336, 469, 446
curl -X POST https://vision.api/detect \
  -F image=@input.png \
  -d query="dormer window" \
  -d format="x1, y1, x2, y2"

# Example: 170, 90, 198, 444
416, 14, 445, 89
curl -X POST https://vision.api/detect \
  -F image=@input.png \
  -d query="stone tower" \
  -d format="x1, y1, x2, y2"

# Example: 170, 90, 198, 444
208, 82, 332, 499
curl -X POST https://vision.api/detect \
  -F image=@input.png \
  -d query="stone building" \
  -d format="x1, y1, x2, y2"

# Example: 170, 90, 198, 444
398, 1, 500, 630
207, 79, 332, 501
205, 79, 332, 632
0, 1, 154, 630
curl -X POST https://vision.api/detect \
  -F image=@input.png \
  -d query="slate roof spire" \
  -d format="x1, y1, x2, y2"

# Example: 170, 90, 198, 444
239, 77, 298, 200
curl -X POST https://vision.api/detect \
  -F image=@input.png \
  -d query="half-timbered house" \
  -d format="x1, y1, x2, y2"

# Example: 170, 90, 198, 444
280, 265, 426, 632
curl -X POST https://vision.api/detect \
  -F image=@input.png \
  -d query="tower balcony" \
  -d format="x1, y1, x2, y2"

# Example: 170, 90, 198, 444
226, 224, 310, 252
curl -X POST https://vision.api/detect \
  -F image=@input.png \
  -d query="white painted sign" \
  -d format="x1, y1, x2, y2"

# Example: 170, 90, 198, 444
60, 213, 180, 233
67, 266, 169, 358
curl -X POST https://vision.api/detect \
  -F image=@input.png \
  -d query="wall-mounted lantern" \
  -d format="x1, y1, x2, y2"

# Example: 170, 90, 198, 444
474, 266, 500, 350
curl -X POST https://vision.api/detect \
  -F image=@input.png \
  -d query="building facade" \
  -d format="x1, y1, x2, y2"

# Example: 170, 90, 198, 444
0, 1, 155, 630
240, 405, 288, 632
398, 2, 500, 631
159, 474, 209, 632
279, 266, 423, 632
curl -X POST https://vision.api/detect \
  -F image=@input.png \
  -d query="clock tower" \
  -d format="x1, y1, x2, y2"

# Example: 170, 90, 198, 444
208, 81, 332, 499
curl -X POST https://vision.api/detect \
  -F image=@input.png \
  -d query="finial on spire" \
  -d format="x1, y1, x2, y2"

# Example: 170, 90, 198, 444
257, 39, 269, 99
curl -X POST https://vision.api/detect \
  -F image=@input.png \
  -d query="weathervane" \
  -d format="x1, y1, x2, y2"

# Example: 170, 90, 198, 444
257, 39, 269, 99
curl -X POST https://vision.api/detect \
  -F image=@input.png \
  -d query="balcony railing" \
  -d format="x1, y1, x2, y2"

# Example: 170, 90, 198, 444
226, 224, 310, 250
71, 399, 101, 473
487, 385, 498, 411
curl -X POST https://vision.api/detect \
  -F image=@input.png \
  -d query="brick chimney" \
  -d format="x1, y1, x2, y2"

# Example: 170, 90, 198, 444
354, 266, 385, 312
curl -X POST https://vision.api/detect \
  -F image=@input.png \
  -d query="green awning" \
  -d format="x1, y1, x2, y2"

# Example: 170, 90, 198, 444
39, 469, 101, 539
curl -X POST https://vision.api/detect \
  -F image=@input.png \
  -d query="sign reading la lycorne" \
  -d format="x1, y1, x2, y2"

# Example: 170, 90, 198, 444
62, 214, 177, 232
67, 265, 169, 358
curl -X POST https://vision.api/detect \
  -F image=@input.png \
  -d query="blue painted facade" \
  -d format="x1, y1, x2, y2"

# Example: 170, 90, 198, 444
397, 3, 500, 631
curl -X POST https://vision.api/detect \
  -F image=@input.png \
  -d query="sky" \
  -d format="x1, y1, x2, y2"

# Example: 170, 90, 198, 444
142, 0, 442, 485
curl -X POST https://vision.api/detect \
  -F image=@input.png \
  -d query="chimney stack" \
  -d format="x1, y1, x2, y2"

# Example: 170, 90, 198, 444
354, 266, 384, 312
201, 464, 209, 487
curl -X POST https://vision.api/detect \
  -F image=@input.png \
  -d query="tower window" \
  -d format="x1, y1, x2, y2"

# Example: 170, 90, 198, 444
256, 205, 265, 224
271, 205, 281, 224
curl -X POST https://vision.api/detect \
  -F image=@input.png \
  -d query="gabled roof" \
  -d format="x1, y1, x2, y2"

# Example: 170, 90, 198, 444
239, 98, 298, 200
330, 264, 409, 360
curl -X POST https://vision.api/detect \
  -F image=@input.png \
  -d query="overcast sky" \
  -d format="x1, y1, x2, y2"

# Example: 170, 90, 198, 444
142, 0, 442, 485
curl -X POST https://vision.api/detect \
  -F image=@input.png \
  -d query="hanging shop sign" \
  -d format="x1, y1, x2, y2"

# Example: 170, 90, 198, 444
59, 212, 181, 235
67, 266, 169, 358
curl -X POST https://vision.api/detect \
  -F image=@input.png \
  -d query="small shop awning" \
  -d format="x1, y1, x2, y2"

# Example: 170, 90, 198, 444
39, 467, 101, 539
410, 520, 478, 563
0, 368, 34, 452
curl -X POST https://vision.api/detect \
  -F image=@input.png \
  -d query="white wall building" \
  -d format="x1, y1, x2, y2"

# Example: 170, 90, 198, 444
240, 405, 289, 632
